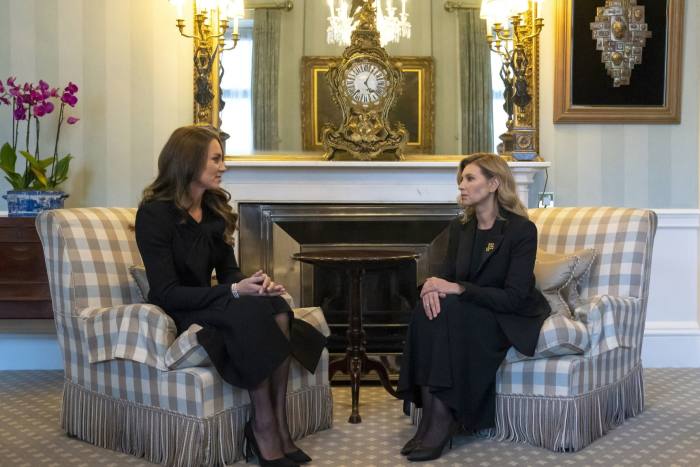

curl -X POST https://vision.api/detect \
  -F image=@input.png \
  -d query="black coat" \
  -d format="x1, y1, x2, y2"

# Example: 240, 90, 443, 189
439, 210, 549, 356
134, 200, 246, 313
134, 200, 325, 388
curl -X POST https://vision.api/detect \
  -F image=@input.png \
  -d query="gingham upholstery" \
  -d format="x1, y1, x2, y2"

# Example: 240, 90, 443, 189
36, 208, 333, 463
80, 303, 176, 371
505, 313, 589, 363
165, 324, 212, 370
496, 208, 656, 398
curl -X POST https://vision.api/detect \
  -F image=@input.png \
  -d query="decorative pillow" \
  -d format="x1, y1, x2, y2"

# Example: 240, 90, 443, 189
129, 265, 149, 303
561, 249, 597, 310
165, 323, 212, 369
534, 248, 597, 316
505, 313, 590, 363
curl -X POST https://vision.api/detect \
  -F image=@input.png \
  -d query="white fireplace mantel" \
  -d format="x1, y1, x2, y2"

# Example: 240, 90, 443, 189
223, 159, 550, 207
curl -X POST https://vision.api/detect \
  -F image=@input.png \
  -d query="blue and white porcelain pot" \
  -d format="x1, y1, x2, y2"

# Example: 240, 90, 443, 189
2, 190, 69, 217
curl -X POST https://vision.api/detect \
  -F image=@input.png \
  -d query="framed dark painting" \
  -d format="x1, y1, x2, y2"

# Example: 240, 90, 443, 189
554, 0, 684, 123
301, 56, 435, 153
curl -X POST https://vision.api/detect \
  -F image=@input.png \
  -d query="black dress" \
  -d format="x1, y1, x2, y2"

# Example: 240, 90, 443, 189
135, 200, 326, 390
397, 210, 549, 431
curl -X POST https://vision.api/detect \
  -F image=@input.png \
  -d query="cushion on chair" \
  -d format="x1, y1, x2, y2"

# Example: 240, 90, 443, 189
575, 294, 642, 357
292, 307, 332, 337
505, 313, 589, 363
505, 292, 640, 363
165, 323, 212, 369
535, 248, 597, 316
129, 265, 149, 302
555, 249, 597, 310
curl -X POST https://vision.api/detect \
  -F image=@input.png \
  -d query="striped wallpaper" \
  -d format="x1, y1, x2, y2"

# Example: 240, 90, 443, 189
0, 0, 192, 210
0, 0, 697, 210
537, 0, 700, 209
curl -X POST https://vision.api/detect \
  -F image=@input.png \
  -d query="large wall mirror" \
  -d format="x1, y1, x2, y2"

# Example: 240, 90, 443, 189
201, 0, 540, 160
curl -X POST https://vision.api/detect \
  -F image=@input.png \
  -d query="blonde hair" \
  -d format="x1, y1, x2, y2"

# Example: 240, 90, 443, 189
457, 153, 528, 223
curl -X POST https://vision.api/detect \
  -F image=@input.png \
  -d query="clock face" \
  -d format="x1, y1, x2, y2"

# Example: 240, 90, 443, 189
344, 61, 388, 105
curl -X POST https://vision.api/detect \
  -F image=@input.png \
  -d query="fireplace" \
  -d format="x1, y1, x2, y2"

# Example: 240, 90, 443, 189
238, 203, 460, 379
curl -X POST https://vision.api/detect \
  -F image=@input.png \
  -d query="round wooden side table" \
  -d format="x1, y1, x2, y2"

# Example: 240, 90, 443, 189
292, 249, 418, 423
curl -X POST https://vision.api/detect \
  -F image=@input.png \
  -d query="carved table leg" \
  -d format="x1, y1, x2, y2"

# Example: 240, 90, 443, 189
328, 354, 348, 382
363, 356, 398, 398
347, 267, 364, 423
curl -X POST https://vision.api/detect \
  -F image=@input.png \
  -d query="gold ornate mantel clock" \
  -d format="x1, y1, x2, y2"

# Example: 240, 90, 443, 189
322, 0, 408, 161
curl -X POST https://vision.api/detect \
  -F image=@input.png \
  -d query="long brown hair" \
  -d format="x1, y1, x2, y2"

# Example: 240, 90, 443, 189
140, 125, 238, 245
457, 153, 528, 223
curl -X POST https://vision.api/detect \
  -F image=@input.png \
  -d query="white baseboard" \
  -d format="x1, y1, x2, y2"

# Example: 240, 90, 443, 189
642, 321, 700, 367
0, 320, 62, 370
0, 336, 63, 370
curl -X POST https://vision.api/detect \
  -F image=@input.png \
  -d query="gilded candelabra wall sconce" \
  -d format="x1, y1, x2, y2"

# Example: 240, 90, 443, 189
169, 0, 246, 128
590, 0, 652, 87
170, 0, 294, 129
480, 0, 544, 161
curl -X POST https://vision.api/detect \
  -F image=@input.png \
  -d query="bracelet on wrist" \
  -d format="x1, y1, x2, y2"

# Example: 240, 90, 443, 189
231, 282, 240, 299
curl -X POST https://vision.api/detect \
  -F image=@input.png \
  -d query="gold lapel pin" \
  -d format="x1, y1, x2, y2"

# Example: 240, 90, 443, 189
485, 242, 495, 252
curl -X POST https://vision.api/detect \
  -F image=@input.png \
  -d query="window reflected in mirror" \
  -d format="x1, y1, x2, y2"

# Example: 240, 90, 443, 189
220, 21, 253, 154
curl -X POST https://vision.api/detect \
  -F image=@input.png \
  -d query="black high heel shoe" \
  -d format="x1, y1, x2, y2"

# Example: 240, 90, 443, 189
400, 437, 420, 456
406, 421, 460, 462
243, 420, 299, 467
285, 448, 312, 464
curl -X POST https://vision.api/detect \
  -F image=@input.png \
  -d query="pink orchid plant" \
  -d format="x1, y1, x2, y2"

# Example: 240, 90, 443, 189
0, 77, 80, 190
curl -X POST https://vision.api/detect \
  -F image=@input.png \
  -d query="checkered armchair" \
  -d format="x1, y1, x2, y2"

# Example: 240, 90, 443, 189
36, 208, 333, 466
493, 207, 657, 451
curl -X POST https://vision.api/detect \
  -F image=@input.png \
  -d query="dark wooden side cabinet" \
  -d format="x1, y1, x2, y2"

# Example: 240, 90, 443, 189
0, 217, 53, 319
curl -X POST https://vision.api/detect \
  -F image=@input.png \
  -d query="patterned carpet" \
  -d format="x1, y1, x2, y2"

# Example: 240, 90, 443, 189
0, 369, 698, 467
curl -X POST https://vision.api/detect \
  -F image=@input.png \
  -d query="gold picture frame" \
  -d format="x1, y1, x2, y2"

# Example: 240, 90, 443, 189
553, 0, 684, 123
301, 56, 435, 154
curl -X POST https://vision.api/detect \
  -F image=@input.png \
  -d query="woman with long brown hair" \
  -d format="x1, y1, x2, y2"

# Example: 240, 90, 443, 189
397, 153, 549, 461
135, 126, 325, 467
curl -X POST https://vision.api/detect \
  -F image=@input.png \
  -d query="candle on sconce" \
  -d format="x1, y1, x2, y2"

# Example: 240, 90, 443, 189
170, 0, 185, 19
327, 0, 335, 18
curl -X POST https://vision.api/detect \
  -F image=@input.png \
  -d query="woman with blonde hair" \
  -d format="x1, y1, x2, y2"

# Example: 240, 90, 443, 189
397, 153, 549, 461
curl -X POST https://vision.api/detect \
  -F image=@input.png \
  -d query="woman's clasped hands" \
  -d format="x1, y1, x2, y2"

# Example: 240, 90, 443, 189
419, 277, 465, 320
236, 270, 286, 296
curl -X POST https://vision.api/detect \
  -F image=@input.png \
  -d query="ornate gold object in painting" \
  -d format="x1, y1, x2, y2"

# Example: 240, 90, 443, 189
482, 0, 543, 161
170, 0, 246, 128
590, 0, 652, 87
322, 0, 408, 161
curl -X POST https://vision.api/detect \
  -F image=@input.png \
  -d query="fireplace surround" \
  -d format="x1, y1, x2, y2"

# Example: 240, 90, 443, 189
238, 203, 461, 376
223, 159, 549, 377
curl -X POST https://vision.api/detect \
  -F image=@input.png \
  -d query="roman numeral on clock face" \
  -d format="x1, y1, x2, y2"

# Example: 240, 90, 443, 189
344, 60, 389, 104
